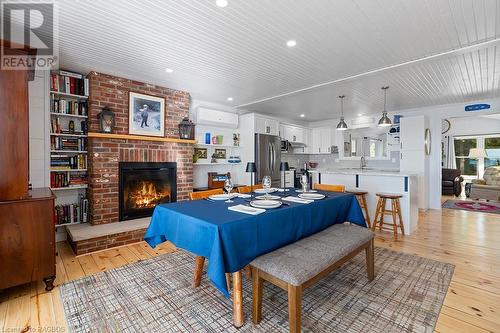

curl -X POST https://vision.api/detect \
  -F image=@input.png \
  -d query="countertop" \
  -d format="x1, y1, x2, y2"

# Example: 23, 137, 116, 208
308, 168, 417, 177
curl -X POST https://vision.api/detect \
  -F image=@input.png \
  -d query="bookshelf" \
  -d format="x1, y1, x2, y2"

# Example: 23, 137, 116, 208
49, 70, 90, 227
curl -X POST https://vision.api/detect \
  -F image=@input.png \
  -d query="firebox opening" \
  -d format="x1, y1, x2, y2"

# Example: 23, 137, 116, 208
119, 162, 177, 221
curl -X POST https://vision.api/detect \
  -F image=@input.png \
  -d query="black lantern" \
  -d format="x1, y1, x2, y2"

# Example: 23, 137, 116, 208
97, 106, 115, 133
178, 117, 195, 140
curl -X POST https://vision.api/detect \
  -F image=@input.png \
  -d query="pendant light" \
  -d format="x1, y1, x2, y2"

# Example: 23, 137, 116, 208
336, 95, 348, 131
378, 86, 392, 127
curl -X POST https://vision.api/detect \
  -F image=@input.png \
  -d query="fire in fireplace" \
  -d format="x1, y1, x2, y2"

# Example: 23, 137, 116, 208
119, 162, 176, 221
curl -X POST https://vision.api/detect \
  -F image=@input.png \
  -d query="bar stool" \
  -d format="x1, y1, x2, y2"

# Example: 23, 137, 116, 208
373, 192, 404, 239
346, 189, 371, 228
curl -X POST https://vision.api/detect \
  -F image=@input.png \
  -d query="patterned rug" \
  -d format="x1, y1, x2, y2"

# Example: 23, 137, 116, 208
442, 199, 500, 214
59, 248, 454, 333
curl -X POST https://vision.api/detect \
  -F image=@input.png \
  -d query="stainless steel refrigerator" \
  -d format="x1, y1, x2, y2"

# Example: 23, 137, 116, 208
255, 133, 281, 187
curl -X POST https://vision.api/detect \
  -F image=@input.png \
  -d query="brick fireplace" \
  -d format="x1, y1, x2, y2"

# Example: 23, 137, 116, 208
87, 72, 193, 225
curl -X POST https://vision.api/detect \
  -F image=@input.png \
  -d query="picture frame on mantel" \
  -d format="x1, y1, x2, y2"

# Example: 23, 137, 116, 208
128, 92, 165, 137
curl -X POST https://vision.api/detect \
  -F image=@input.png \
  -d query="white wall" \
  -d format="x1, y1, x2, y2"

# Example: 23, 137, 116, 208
28, 70, 50, 188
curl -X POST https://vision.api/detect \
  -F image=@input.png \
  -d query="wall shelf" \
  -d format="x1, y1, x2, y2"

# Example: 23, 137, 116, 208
88, 132, 196, 144
194, 162, 241, 166
50, 91, 88, 100
51, 150, 87, 154
50, 112, 88, 119
195, 143, 242, 148
50, 168, 87, 172
50, 185, 88, 190
50, 133, 86, 138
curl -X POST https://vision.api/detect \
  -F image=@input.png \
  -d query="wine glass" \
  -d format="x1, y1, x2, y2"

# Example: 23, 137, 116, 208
300, 174, 308, 193
262, 176, 272, 199
224, 178, 234, 203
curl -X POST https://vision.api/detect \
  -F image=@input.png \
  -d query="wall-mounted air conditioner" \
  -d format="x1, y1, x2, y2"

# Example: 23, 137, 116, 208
196, 107, 239, 128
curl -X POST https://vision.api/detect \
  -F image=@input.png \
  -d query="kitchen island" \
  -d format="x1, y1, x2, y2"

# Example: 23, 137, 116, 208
310, 169, 419, 235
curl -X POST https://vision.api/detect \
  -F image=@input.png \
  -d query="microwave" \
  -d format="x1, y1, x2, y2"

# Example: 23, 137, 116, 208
281, 140, 290, 152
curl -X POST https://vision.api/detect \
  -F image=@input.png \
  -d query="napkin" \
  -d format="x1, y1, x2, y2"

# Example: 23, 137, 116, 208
228, 204, 266, 215
282, 196, 314, 204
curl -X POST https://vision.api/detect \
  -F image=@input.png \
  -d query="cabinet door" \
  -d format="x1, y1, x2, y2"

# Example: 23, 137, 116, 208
279, 124, 286, 139
320, 127, 332, 154
266, 119, 280, 136
311, 128, 322, 153
255, 117, 267, 134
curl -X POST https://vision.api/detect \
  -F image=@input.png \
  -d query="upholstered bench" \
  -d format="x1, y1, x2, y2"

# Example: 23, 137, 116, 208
250, 223, 375, 333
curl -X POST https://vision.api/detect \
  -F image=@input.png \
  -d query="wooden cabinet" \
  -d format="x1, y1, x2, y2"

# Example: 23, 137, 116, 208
0, 188, 56, 291
0, 44, 33, 201
311, 127, 336, 154
255, 116, 279, 136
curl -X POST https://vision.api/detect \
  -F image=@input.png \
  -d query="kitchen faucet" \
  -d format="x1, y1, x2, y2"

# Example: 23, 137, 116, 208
360, 156, 367, 170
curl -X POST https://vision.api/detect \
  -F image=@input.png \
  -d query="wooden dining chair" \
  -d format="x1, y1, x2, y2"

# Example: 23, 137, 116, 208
189, 188, 224, 200
313, 183, 345, 192
237, 183, 263, 194
189, 188, 231, 290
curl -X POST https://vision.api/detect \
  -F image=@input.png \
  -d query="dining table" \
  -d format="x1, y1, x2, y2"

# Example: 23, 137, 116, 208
144, 189, 366, 327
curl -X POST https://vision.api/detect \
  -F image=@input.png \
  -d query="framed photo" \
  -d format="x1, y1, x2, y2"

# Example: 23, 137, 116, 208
214, 148, 226, 159
194, 148, 208, 159
129, 92, 165, 137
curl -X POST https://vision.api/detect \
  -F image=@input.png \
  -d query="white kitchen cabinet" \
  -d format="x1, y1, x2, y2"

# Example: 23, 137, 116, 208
310, 127, 335, 154
255, 116, 279, 136
281, 124, 306, 144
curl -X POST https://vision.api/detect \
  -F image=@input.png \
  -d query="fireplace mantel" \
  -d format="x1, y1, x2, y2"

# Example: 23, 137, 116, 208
88, 132, 196, 144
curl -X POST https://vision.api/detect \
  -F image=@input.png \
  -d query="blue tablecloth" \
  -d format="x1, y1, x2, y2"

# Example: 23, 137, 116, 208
144, 191, 366, 297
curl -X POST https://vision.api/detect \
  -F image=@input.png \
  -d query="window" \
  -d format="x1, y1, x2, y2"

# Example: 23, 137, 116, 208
454, 138, 477, 176
485, 137, 500, 167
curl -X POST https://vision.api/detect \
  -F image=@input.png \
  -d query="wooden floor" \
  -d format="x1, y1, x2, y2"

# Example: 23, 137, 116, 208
1, 206, 499, 333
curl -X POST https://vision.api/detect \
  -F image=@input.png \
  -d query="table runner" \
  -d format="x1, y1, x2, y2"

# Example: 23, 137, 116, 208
144, 191, 365, 297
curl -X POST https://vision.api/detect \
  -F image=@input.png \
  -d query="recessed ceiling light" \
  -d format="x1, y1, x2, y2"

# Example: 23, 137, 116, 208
216, 0, 228, 7
358, 113, 363, 117
227, 97, 233, 101
165, 68, 173, 73
300, 114, 305, 118
286, 40, 297, 47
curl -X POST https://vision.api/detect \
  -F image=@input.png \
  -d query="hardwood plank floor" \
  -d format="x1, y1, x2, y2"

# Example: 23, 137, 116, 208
1, 207, 499, 333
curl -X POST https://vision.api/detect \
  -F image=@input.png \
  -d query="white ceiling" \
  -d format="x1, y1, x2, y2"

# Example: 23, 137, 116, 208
49, 0, 500, 120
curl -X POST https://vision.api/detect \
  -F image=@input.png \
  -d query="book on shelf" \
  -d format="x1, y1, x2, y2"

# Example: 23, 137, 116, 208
50, 153, 87, 169
53, 195, 89, 225
50, 171, 87, 187
50, 70, 89, 96
51, 99, 88, 116
51, 137, 87, 151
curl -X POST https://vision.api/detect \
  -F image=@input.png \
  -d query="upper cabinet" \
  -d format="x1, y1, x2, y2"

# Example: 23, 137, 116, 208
255, 116, 279, 136
280, 124, 307, 144
310, 127, 336, 154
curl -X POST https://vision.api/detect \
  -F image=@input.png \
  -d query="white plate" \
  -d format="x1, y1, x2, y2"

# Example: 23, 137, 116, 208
255, 195, 281, 200
295, 189, 317, 193
298, 193, 325, 200
208, 194, 237, 201
250, 200, 282, 209
254, 188, 278, 194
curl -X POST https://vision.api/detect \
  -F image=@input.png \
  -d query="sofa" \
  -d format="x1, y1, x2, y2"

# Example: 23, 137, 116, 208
442, 168, 464, 196
470, 166, 500, 201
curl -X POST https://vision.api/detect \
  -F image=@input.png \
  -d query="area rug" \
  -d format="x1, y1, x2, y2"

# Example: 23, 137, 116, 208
59, 248, 454, 333
442, 199, 500, 214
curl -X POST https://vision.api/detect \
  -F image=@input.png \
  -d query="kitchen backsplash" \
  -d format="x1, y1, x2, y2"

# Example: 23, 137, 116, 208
282, 151, 400, 170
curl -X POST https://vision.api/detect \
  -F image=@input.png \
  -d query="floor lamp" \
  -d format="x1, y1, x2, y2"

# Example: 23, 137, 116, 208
468, 148, 488, 179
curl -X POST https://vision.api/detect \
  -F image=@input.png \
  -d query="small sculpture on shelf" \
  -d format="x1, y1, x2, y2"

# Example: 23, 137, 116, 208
211, 153, 218, 163
178, 117, 195, 140
97, 106, 115, 133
